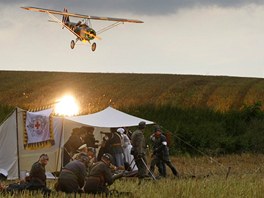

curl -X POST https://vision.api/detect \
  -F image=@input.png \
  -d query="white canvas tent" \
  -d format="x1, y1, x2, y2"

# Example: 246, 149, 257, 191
0, 106, 154, 180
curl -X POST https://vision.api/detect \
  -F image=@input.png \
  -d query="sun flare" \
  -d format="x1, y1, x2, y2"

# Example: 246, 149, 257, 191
54, 95, 79, 116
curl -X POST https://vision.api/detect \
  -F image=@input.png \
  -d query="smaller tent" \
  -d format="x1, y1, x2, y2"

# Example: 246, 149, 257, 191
0, 106, 154, 179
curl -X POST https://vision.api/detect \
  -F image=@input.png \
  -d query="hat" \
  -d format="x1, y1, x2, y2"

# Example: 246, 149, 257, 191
117, 128, 125, 134
153, 125, 161, 132
87, 147, 96, 153
81, 126, 94, 133
78, 152, 89, 162
72, 128, 80, 135
78, 144, 87, 150
102, 153, 114, 163
138, 121, 146, 129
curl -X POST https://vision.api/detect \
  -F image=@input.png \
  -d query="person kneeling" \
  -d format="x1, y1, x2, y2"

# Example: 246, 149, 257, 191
84, 153, 123, 195
56, 152, 88, 193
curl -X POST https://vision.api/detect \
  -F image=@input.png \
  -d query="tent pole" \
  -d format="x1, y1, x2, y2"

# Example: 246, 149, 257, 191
56, 117, 64, 173
15, 108, 21, 180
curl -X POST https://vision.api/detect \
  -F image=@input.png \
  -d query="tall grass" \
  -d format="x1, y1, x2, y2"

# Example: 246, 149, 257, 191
2, 154, 264, 198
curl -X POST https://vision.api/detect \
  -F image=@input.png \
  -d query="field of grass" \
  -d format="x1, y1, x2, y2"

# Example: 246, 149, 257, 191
0, 71, 263, 197
1, 153, 264, 197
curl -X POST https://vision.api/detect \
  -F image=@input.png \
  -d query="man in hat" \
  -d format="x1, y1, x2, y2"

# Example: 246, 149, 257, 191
56, 152, 88, 193
63, 128, 86, 166
150, 127, 179, 177
84, 153, 123, 195
81, 126, 99, 148
131, 121, 148, 181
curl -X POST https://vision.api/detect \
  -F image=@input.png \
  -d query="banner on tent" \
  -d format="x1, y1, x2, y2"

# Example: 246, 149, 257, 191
23, 108, 55, 150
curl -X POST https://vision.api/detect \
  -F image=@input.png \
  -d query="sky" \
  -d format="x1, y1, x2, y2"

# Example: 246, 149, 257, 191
0, 0, 264, 78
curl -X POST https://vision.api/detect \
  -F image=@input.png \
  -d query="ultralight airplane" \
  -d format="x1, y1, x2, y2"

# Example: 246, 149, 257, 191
21, 7, 143, 51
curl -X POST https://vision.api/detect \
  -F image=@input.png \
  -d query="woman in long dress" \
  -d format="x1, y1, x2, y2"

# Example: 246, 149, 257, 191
117, 128, 137, 171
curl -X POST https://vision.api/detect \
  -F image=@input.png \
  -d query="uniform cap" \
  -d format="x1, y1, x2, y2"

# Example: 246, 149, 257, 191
138, 121, 146, 128
78, 152, 89, 162
102, 153, 114, 163
87, 147, 96, 153
78, 144, 87, 150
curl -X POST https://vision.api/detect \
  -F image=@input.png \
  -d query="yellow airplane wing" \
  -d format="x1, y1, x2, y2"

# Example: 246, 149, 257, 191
21, 6, 144, 23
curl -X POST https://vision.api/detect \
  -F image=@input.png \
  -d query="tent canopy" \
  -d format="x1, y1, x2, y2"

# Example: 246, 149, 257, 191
65, 106, 154, 128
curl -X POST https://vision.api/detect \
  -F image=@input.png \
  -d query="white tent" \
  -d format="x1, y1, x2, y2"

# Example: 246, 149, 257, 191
66, 106, 153, 128
0, 106, 154, 180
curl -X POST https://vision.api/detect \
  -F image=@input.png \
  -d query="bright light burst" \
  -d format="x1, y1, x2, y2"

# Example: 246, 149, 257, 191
54, 95, 79, 116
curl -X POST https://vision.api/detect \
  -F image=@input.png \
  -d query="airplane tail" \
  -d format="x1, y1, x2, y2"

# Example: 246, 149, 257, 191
62, 8, 70, 23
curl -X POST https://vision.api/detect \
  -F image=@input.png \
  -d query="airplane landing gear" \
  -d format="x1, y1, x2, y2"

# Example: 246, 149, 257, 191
91, 43, 96, 51
70, 40, 75, 49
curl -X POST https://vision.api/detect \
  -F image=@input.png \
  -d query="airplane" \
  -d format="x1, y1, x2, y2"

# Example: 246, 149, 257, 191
21, 7, 143, 51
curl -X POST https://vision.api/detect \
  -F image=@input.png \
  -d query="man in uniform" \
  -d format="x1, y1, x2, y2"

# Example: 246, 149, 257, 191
150, 128, 179, 177
84, 153, 123, 195
131, 121, 148, 181
27, 154, 51, 196
56, 152, 88, 193
63, 128, 86, 166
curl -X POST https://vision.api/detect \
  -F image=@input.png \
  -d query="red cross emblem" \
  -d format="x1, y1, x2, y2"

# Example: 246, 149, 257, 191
34, 121, 41, 129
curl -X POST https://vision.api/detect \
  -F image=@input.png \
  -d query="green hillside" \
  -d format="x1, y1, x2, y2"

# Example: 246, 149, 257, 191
0, 71, 263, 155
0, 71, 263, 113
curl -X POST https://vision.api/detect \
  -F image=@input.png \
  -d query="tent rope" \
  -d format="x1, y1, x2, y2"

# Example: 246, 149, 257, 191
158, 125, 230, 175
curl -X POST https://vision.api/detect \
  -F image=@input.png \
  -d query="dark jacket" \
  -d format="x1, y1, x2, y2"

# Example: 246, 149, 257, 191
84, 161, 113, 194
57, 160, 87, 193
29, 161, 46, 187
131, 129, 146, 155
152, 134, 169, 160
109, 132, 123, 154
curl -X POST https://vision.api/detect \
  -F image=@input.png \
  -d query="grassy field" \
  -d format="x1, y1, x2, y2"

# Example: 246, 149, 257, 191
0, 71, 263, 197
1, 153, 264, 197
0, 71, 263, 114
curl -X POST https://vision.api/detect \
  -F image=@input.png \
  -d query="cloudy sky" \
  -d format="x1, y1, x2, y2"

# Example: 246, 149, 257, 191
0, 0, 264, 78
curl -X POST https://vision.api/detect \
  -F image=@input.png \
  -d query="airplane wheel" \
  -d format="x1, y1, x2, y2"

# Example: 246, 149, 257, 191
91, 43, 96, 51
70, 40, 75, 49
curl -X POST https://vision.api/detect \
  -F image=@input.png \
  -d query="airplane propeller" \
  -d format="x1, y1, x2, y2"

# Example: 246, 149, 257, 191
83, 30, 102, 40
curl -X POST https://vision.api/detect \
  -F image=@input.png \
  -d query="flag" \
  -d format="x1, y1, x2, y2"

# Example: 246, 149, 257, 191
24, 108, 55, 150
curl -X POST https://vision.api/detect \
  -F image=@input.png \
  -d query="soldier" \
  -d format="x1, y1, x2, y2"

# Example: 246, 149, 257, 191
63, 128, 85, 166
56, 152, 88, 193
151, 128, 179, 177
27, 154, 51, 196
81, 126, 99, 148
84, 153, 123, 195
131, 121, 148, 181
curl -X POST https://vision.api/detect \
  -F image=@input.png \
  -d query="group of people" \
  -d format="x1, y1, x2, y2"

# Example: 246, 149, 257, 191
131, 121, 179, 182
63, 126, 99, 166
0, 151, 123, 196
0, 121, 179, 196
98, 127, 137, 171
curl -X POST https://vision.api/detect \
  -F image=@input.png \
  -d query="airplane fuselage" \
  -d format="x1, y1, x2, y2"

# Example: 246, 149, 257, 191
65, 21, 96, 41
